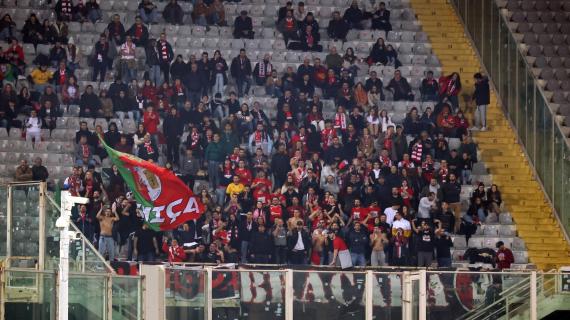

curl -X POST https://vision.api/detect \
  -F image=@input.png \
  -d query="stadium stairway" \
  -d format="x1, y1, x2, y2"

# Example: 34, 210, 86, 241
411, 0, 570, 270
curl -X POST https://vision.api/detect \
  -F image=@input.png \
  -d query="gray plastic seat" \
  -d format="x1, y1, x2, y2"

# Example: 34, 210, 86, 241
506, 0, 522, 10
543, 45, 557, 57
511, 11, 526, 23
545, 22, 560, 34
526, 11, 540, 22
546, 79, 561, 91
558, 103, 570, 116
538, 34, 552, 45
556, 69, 569, 80
561, 81, 570, 91
552, 34, 566, 45
561, 23, 570, 34
540, 12, 554, 23
499, 225, 515, 236
552, 91, 566, 103
549, 56, 563, 68
532, 23, 546, 34
549, 1, 563, 11
554, 12, 568, 23
558, 45, 570, 57
517, 22, 532, 33
521, 0, 535, 11
535, 56, 548, 67
528, 45, 542, 57
523, 33, 537, 44
499, 212, 514, 224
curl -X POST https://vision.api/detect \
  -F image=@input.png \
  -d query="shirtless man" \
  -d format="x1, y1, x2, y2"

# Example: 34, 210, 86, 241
97, 204, 119, 261
311, 222, 328, 265
287, 209, 303, 230
370, 226, 389, 266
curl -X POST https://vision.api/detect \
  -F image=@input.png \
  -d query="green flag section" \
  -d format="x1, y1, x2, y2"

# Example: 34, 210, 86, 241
99, 135, 204, 231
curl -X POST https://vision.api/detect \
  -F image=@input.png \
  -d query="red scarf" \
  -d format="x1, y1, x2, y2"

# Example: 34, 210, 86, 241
59, 69, 67, 85
335, 113, 347, 130
144, 142, 154, 155
285, 18, 294, 30
306, 32, 314, 46
81, 144, 90, 158
160, 41, 168, 60
190, 131, 199, 148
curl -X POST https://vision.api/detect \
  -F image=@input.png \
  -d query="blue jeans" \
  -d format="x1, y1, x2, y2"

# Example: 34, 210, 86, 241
241, 240, 249, 263
139, 9, 158, 24
351, 252, 366, 267
212, 73, 225, 97
148, 64, 162, 86
138, 252, 155, 262
99, 235, 115, 261
207, 160, 221, 190
461, 169, 472, 185
121, 60, 137, 83
438, 257, 452, 268
236, 77, 252, 97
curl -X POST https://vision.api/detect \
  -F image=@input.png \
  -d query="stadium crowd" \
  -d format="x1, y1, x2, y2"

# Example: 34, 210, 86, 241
3, 0, 514, 269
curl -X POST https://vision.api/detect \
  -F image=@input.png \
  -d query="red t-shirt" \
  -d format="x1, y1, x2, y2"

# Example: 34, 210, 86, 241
333, 236, 348, 251
351, 206, 369, 221
269, 205, 283, 224
143, 111, 159, 134
234, 168, 252, 185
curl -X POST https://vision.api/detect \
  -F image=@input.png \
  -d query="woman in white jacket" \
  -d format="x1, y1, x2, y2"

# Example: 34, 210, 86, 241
379, 109, 395, 133
25, 109, 42, 149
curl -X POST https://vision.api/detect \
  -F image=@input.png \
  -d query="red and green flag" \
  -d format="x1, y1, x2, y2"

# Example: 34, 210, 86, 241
99, 136, 204, 231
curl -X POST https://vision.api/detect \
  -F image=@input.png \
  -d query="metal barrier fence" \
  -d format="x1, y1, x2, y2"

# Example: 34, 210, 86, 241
451, 0, 570, 246
0, 267, 144, 320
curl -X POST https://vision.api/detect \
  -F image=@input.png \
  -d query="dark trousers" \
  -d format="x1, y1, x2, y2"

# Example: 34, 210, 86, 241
253, 254, 270, 264
289, 250, 306, 265
181, 174, 195, 190
165, 138, 179, 164
274, 246, 288, 264
160, 61, 171, 83
92, 62, 107, 82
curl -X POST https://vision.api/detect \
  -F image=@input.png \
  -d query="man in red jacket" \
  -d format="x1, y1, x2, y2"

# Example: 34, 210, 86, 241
163, 238, 187, 263
495, 241, 514, 270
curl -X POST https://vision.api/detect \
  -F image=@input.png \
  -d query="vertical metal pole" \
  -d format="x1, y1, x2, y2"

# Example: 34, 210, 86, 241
205, 267, 213, 320
0, 268, 5, 320
530, 271, 537, 320
402, 271, 410, 320
39, 182, 46, 271
285, 269, 294, 320
365, 271, 373, 320
6, 185, 12, 268
58, 193, 70, 320
419, 271, 427, 320
107, 275, 113, 320
138, 275, 144, 320
81, 239, 86, 273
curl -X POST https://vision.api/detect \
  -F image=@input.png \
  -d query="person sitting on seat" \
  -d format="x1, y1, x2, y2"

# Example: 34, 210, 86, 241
233, 10, 254, 39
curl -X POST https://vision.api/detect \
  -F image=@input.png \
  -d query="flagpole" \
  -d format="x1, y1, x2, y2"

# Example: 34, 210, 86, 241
56, 190, 89, 320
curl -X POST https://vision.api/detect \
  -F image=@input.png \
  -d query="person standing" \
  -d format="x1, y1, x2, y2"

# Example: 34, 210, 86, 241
250, 224, 273, 263
287, 220, 311, 265
414, 221, 435, 267
163, 107, 183, 165
97, 205, 119, 261
434, 229, 453, 268
441, 173, 462, 234
272, 218, 288, 264
370, 226, 389, 266
133, 223, 159, 262
156, 33, 174, 84
204, 133, 224, 191
472, 73, 490, 131
230, 49, 252, 97
346, 221, 369, 266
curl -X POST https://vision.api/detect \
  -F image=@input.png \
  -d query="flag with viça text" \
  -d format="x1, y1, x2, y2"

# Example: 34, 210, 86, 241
99, 135, 204, 231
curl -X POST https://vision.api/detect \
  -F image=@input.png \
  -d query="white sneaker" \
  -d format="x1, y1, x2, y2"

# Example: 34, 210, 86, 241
481, 126, 487, 131
470, 127, 479, 131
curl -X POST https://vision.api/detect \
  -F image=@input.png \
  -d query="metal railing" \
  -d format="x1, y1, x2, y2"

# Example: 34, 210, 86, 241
451, 0, 570, 247
0, 267, 144, 320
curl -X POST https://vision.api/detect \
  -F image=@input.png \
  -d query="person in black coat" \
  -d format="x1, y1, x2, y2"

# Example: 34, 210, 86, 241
184, 63, 207, 106
372, 2, 392, 36
343, 0, 364, 30
156, 33, 174, 83
79, 85, 102, 118
107, 14, 126, 45
472, 72, 490, 130
300, 13, 319, 37
91, 34, 110, 82
327, 11, 349, 41
233, 11, 254, 39
230, 49, 253, 97
287, 221, 312, 265
367, 38, 387, 65
249, 224, 274, 263
163, 107, 183, 165
271, 143, 292, 190
298, 25, 322, 52
163, 0, 184, 25
126, 16, 149, 47
386, 70, 414, 101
